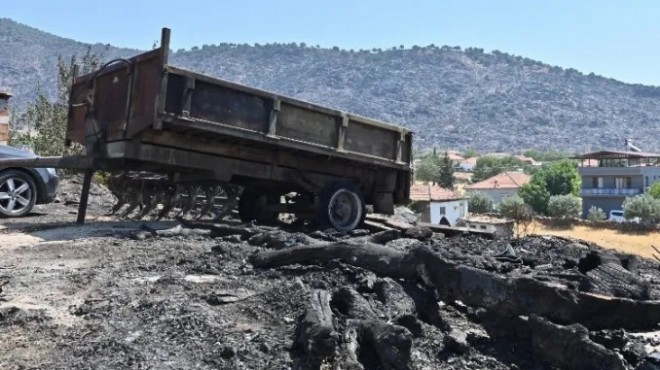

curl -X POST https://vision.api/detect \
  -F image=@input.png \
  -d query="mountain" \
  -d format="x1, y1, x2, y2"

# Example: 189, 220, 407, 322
2, 18, 660, 153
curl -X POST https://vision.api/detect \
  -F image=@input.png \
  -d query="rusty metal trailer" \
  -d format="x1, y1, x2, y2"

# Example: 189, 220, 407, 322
1, 28, 412, 231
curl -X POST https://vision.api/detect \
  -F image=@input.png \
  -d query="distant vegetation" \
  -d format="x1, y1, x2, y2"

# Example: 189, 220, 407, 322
472, 156, 529, 182
2, 18, 660, 152
518, 160, 581, 215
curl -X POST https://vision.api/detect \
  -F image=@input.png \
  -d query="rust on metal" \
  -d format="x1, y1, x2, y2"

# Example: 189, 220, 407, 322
0, 27, 414, 226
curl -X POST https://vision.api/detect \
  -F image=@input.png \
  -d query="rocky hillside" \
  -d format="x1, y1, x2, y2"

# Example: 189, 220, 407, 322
2, 18, 660, 152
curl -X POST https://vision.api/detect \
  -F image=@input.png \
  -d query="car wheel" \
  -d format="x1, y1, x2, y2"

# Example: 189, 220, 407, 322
0, 170, 37, 217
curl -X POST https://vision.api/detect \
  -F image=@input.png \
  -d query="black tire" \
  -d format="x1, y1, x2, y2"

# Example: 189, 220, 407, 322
317, 182, 365, 232
0, 169, 38, 217
238, 187, 279, 224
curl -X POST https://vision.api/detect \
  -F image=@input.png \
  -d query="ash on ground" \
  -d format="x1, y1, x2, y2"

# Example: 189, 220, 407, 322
0, 180, 659, 370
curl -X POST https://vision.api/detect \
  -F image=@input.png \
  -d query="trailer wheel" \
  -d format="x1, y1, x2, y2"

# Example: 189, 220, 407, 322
318, 182, 365, 232
238, 187, 278, 224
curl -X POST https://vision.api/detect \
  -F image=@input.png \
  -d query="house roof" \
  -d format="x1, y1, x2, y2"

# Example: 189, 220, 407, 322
410, 183, 464, 202
574, 150, 660, 159
464, 171, 531, 190
447, 152, 465, 162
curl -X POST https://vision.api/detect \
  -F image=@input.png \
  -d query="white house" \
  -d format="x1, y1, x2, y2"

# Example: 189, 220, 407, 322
457, 216, 514, 238
457, 157, 478, 172
409, 183, 468, 226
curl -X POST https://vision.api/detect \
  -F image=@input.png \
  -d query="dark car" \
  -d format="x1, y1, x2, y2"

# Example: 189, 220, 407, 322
0, 145, 59, 217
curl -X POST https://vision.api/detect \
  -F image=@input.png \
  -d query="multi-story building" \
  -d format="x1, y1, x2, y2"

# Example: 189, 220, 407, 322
576, 150, 660, 218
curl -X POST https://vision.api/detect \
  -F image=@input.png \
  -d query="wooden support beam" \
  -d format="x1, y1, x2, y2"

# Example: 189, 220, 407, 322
77, 169, 94, 224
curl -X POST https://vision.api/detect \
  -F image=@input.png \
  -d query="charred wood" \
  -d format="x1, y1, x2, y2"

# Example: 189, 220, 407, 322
252, 243, 660, 331
294, 290, 338, 362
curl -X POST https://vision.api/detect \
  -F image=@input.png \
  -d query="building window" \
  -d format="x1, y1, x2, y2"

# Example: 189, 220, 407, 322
615, 177, 631, 189
439, 207, 446, 215
480, 225, 487, 230
592, 177, 603, 188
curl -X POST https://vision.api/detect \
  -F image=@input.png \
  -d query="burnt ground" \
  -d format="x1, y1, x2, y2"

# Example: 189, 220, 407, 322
0, 176, 660, 370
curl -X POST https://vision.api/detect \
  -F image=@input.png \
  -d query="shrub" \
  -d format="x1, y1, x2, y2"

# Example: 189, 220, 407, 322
468, 192, 493, 214
547, 194, 582, 220
623, 195, 660, 224
587, 206, 607, 222
649, 182, 660, 199
499, 195, 532, 220
499, 195, 534, 237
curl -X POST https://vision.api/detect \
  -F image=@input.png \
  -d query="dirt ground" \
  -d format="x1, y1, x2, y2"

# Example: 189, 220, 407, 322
531, 222, 660, 259
1, 177, 660, 370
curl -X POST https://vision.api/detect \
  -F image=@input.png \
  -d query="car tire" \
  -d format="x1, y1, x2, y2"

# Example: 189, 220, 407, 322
0, 169, 38, 217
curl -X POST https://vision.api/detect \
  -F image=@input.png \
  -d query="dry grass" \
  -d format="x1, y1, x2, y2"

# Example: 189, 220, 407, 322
531, 221, 660, 259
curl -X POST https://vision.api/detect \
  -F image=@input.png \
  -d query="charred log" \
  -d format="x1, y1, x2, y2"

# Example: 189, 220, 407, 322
294, 290, 338, 366
251, 243, 660, 331
527, 315, 627, 370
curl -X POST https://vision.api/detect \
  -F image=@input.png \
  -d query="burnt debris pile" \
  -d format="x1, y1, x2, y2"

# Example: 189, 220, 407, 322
1, 220, 659, 369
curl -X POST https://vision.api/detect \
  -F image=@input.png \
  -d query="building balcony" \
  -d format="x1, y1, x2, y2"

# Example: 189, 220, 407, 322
578, 167, 646, 176
580, 188, 641, 196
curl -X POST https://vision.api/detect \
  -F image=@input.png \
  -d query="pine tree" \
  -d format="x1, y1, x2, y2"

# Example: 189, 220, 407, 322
437, 152, 454, 188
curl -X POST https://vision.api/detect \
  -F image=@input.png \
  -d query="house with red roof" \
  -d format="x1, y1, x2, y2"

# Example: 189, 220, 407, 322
409, 182, 467, 226
464, 171, 531, 206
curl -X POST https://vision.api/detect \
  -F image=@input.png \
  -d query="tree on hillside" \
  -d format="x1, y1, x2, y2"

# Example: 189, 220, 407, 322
437, 152, 454, 188
11, 47, 102, 156
518, 159, 580, 215
472, 156, 528, 182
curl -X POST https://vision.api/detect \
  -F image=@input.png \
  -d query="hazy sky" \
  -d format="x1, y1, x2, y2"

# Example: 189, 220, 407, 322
5, 0, 660, 85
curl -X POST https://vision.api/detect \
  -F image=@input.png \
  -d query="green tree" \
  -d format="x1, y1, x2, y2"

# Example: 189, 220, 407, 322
462, 149, 479, 159
622, 195, 660, 223
472, 156, 527, 182
437, 152, 454, 188
11, 48, 102, 156
540, 160, 581, 197
518, 159, 580, 214
468, 192, 493, 214
415, 153, 441, 183
519, 182, 551, 214
649, 182, 660, 199
587, 206, 607, 221
547, 194, 582, 220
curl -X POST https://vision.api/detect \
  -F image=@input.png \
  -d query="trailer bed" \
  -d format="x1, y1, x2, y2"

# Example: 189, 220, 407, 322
4, 28, 414, 230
